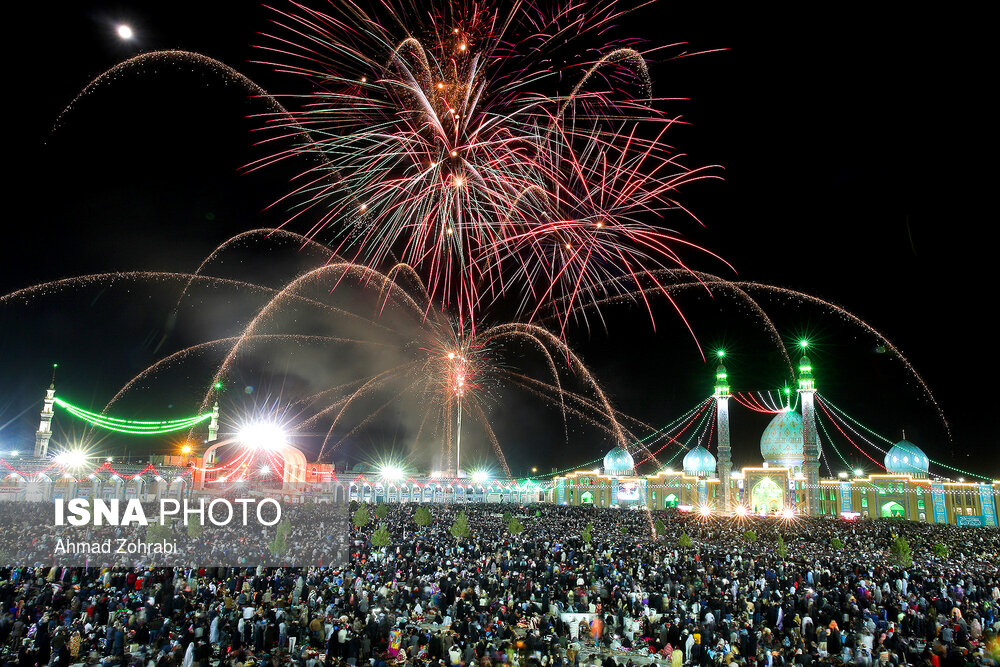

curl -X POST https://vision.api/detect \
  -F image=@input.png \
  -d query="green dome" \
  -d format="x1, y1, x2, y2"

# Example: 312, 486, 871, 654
603, 446, 634, 475
760, 410, 806, 469
885, 440, 929, 476
683, 445, 716, 476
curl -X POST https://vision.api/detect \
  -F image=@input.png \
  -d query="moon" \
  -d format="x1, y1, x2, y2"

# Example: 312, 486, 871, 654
116, 24, 133, 40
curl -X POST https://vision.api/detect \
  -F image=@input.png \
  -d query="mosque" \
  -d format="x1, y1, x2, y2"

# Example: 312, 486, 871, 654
0, 353, 996, 527
550, 352, 1000, 527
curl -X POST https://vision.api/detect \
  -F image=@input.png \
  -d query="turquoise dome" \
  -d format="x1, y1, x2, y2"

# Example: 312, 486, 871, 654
683, 445, 716, 476
885, 440, 929, 477
760, 410, 806, 470
603, 446, 634, 475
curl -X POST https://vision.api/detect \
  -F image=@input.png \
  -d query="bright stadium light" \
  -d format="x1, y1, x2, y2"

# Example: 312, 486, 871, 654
471, 470, 490, 484
380, 464, 404, 482
238, 422, 287, 450
782, 508, 796, 520
55, 449, 88, 468
699, 506, 712, 517
735, 505, 748, 517
854, 469, 864, 477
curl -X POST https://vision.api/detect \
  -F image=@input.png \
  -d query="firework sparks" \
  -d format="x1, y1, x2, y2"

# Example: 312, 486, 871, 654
252, 0, 724, 333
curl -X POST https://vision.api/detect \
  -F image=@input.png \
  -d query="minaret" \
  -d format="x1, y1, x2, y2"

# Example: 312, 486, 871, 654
205, 400, 220, 464
714, 351, 733, 512
797, 342, 820, 515
34, 364, 57, 458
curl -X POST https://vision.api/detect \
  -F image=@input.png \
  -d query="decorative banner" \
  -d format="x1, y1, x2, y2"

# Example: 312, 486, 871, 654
930, 482, 948, 524
979, 484, 998, 527
839, 482, 853, 514
557, 479, 565, 504
389, 630, 402, 658
698, 479, 708, 506
956, 515, 985, 527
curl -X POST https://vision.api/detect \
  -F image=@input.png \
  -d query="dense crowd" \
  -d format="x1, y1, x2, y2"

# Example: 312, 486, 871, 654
2, 503, 999, 667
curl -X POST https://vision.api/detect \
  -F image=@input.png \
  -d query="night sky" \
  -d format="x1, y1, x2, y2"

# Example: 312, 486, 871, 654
2, 1, 994, 478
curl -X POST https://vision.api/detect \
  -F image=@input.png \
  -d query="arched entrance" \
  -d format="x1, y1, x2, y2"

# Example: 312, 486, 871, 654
664, 493, 679, 508
751, 478, 783, 514
881, 501, 906, 518
580, 491, 594, 505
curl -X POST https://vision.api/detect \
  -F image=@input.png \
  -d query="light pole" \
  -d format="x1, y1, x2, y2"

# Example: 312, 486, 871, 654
449, 351, 466, 475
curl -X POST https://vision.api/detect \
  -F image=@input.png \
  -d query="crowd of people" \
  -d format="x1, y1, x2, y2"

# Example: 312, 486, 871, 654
2, 502, 999, 667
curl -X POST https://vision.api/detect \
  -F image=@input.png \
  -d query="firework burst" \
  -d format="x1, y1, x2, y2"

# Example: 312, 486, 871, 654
252, 0, 725, 334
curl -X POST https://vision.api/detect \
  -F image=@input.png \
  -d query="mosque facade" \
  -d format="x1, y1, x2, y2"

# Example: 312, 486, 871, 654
549, 353, 1000, 527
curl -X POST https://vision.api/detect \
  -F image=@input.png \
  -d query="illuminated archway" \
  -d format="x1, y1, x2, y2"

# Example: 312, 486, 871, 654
751, 478, 783, 514
664, 493, 679, 508
881, 501, 906, 518
581, 491, 594, 505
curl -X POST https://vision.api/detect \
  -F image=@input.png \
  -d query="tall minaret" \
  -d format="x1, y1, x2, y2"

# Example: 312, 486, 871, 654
797, 342, 820, 515
714, 351, 733, 512
208, 401, 220, 443
33, 364, 57, 458
205, 400, 220, 464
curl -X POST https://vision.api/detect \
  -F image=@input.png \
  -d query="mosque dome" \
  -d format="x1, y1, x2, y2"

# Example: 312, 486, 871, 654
603, 446, 634, 476
884, 439, 929, 477
683, 445, 717, 477
761, 410, 808, 470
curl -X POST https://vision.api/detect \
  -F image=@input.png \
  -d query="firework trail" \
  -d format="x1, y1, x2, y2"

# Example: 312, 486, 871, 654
562, 269, 950, 439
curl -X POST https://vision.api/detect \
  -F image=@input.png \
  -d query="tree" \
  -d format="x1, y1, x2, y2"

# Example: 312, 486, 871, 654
653, 519, 667, 539
414, 505, 433, 528
932, 542, 948, 558
831, 537, 844, 550
743, 530, 758, 543
621, 524, 629, 535
353, 504, 371, 529
375, 503, 389, 520
890, 535, 912, 567
508, 516, 524, 535
371, 524, 391, 549
502, 511, 513, 524
269, 519, 292, 555
776, 534, 788, 560
581, 521, 593, 544
450, 510, 470, 540
679, 532, 693, 548
187, 515, 203, 539
146, 522, 172, 544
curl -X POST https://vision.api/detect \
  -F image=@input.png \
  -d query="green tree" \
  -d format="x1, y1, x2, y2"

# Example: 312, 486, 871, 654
581, 521, 593, 544
146, 522, 172, 544
450, 510, 471, 540
890, 535, 912, 567
776, 533, 788, 559
375, 503, 389, 520
932, 542, 948, 558
679, 532, 693, 548
186, 515, 203, 539
743, 530, 758, 543
653, 519, 667, 538
353, 504, 371, 529
508, 516, 524, 535
269, 519, 292, 555
502, 511, 513, 524
414, 505, 433, 528
371, 524, 391, 549
831, 537, 844, 550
